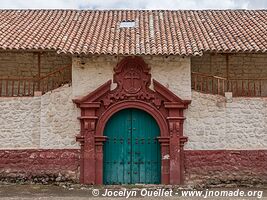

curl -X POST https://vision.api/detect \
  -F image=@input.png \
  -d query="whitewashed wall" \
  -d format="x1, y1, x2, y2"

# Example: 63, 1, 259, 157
184, 91, 267, 150
40, 85, 80, 149
72, 55, 191, 100
0, 97, 41, 149
0, 85, 80, 149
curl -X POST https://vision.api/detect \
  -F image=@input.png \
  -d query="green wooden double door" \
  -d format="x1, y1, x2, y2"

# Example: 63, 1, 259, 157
103, 108, 161, 184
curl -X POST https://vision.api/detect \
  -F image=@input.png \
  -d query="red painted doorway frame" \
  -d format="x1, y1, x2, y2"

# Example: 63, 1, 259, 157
73, 56, 191, 185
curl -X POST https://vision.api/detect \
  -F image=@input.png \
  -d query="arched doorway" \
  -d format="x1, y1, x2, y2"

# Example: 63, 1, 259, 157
103, 108, 161, 184
73, 57, 191, 185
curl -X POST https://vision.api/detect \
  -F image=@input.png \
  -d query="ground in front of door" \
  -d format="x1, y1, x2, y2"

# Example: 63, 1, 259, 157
0, 183, 266, 200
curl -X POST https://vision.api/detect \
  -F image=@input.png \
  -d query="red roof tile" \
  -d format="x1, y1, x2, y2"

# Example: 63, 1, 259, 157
0, 10, 266, 56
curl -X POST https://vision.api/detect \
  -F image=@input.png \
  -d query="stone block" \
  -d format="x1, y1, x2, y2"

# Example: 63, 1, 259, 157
225, 92, 233, 103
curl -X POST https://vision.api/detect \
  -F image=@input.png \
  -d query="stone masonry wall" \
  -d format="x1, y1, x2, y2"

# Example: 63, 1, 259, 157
184, 150, 267, 186
0, 84, 79, 149
0, 97, 41, 149
0, 83, 80, 182
184, 90, 267, 185
0, 149, 80, 182
0, 51, 71, 77
40, 85, 80, 149
72, 55, 191, 100
184, 91, 267, 150
192, 53, 267, 79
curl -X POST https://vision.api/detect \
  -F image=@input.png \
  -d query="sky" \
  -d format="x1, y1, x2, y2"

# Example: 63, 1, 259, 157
0, 0, 266, 9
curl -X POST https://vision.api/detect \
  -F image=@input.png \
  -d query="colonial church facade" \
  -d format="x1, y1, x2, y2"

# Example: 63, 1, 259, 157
0, 10, 266, 185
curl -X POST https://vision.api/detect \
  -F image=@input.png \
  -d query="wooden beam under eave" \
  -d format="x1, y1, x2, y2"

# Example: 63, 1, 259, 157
226, 54, 229, 91
38, 52, 41, 91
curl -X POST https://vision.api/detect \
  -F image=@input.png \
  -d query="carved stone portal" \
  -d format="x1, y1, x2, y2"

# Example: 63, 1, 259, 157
73, 56, 191, 185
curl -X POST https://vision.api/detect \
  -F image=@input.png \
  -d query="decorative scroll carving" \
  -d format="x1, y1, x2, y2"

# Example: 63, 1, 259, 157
103, 57, 160, 108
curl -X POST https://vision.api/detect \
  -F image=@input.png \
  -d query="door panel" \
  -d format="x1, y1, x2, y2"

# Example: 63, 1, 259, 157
131, 109, 161, 184
103, 108, 161, 184
103, 109, 132, 184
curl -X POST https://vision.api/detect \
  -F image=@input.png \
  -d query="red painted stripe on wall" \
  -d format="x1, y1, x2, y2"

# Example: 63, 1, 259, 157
0, 149, 266, 185
184, 150, 267, 185
0, 149, 80, 182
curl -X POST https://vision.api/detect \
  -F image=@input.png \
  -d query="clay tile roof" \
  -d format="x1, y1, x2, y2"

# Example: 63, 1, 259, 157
0, 10, 266, 56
